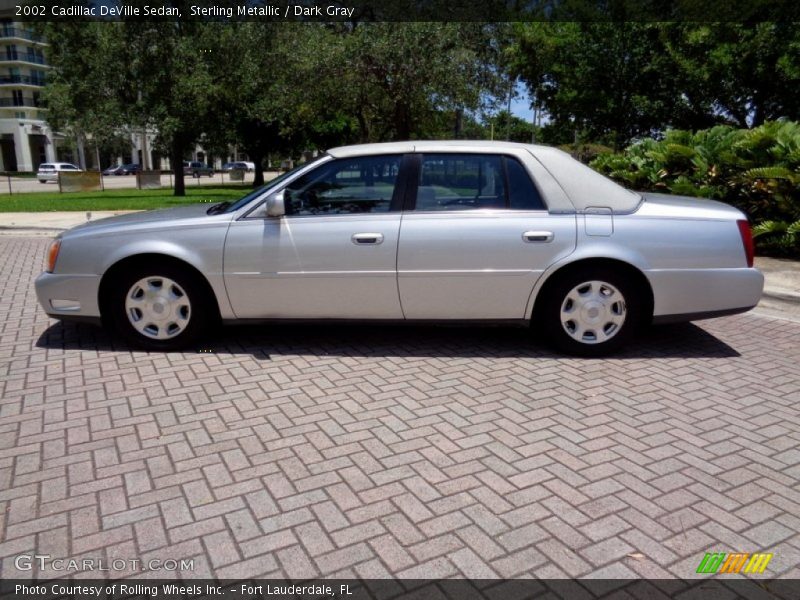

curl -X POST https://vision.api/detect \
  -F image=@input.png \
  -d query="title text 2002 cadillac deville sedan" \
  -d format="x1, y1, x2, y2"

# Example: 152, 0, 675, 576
36, 141, 764, 356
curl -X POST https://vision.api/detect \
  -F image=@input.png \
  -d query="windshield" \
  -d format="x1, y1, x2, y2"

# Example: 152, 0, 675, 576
222, 155, 328, 214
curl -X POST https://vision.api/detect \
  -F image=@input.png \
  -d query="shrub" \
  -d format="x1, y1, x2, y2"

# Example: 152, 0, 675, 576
590, 121, 800, 256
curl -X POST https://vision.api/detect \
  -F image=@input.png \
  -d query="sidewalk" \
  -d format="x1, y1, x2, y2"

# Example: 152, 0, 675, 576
1, 210, 798, 315
0, 210, 139, 234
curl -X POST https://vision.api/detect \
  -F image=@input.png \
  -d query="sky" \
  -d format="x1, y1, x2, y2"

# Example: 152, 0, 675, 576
510, 82, 534, 122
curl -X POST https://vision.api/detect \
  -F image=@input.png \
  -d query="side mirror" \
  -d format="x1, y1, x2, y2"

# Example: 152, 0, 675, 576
265, 190, 285, 217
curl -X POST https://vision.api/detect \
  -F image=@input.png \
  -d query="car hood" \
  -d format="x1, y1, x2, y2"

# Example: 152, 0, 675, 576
637, 192, 745, 220
63, 203, 233, 237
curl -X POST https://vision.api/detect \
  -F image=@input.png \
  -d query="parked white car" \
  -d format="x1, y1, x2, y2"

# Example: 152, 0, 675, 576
35, 141, 763, 355
37, 162, 82, 183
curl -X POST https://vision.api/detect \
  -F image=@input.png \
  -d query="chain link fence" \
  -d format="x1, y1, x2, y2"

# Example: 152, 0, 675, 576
0, 169, 268, 194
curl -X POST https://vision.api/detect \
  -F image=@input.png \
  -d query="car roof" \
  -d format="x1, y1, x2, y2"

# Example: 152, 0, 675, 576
327, 140, 539, 158
326, 140, 641, 213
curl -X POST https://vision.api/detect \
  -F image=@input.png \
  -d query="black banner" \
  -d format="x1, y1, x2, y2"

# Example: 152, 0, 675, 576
2, 580, 800, 600
7, 0, 800, 22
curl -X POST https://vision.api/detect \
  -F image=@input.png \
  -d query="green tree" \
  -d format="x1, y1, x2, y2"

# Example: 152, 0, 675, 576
662, 23, 800, 128
318, 23, 503, 142
119, 17, 224, 196
38, 22, 129, 168
506, 23, 704, 149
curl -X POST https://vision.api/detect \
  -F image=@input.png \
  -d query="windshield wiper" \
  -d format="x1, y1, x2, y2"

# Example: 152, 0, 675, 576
206, 201, 231, 215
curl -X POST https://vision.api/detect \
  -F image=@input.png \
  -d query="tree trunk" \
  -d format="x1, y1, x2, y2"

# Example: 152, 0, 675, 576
171, 136, 185, 197
251, 150, 265, 187
394, 102, 411, 140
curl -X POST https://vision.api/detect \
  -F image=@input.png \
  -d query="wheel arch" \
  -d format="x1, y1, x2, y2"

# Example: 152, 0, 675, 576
98, 253, 222, 324
529, 257, 655, 324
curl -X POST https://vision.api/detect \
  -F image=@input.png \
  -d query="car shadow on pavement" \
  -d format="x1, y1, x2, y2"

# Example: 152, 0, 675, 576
36, 320, 740, 359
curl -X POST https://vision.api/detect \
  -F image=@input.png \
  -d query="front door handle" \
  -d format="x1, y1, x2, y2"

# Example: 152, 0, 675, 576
523, 231, 554, 243
352, 233, 384, 245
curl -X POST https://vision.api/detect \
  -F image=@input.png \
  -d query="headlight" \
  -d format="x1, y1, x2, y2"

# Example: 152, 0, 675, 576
45, 238, 61, 273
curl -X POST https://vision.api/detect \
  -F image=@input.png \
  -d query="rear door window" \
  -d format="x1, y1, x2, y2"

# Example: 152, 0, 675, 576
414, 154, 545, 211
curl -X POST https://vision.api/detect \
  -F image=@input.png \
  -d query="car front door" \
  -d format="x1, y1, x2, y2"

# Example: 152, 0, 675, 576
224, 154, 408, 319
397, 152, 577, 320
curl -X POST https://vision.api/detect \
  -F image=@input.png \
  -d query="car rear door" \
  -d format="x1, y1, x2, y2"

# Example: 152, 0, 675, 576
224, 153, 411, 319
397, 152, 577, 320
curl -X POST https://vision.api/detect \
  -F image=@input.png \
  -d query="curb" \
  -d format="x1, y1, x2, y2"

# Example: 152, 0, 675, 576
763, 288, 800, 305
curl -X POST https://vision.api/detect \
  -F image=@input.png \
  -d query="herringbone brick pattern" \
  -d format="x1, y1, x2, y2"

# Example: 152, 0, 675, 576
1, 237, 799, 579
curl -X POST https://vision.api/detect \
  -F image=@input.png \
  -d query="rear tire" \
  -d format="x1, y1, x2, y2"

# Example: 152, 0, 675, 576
540, 266, 643, 357
107, 263, 213, 351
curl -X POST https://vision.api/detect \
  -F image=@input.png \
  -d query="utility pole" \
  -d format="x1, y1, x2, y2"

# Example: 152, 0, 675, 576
505, 78, 513, 141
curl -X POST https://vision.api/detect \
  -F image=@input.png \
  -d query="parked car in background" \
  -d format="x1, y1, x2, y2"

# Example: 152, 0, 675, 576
183, 161, 214, 178
103, 163, 142, 176
221, 161, 253, 172
35, 141, 763, 355
115, 163, 142, 175
37, 163, 82, 183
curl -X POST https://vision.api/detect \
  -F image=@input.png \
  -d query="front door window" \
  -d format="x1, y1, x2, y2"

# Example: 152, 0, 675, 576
283, 155, 402, 216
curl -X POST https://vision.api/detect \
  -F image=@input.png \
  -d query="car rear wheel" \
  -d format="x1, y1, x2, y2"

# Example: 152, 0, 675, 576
540, 267, 642, 357
108, 264, 211, 351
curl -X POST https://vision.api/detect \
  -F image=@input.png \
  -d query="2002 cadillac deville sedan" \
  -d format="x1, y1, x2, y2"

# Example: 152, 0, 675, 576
36, 141, 764, 356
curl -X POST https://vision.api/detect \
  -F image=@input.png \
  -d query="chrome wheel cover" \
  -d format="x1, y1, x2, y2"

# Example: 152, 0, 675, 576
560, 280, 627, 345
125, 276, 191, 340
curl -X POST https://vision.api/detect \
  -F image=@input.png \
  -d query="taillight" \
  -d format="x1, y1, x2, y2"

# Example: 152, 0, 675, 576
45, 238, 61, 273
737, 219, 754, 268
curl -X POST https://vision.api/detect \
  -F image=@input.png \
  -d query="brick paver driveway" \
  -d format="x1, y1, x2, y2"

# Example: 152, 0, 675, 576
1, 236, 799, 579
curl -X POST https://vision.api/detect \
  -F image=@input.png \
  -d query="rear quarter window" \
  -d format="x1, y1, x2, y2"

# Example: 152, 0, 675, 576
506, 157, 545, 210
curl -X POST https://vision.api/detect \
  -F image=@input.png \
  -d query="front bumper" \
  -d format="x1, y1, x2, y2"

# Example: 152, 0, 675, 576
648, 267, 764, 322
35, 271, 102, 320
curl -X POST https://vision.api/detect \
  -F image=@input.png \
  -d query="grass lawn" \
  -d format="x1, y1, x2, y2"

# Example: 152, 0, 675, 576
0, 185, 254, 212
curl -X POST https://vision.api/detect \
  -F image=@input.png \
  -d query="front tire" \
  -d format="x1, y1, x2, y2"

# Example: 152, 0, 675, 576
107, 264, 212, 351
540, 267, 642, 357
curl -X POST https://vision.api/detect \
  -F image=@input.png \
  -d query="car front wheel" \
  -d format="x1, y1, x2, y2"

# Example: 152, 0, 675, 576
541, 267, 642, 357
108, 264, 211, 351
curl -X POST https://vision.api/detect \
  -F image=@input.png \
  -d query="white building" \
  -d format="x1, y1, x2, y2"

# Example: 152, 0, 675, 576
0, 18, 57, 172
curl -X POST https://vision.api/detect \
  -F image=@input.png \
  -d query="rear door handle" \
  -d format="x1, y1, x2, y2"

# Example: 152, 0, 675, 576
523, 231, 554, 243
351, 233, 384, 245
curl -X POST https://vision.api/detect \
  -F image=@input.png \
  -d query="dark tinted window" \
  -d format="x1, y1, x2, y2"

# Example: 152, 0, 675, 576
285, 155, 401, 216
416, 154, 505, 211
506, 157, 545, 210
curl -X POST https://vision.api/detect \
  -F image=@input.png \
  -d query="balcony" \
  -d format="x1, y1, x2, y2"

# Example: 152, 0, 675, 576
1, 51, 46, 65
0, 74, 46, 86
0, 28, 45, 44
0, 96, 43, 108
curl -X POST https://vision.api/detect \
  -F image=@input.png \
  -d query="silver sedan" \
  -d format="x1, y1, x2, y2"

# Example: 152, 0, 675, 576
35, 141, 763, 356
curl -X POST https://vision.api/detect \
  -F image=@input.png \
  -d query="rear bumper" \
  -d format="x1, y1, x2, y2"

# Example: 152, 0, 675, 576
35, 271, 102, 320
648, 267, 764, 321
